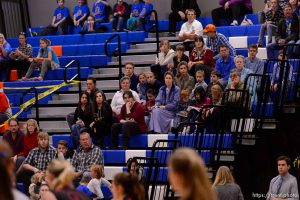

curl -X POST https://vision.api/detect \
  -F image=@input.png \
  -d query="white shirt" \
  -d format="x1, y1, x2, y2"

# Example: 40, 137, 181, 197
87, 178, 111, 199
178, 19, 203, 42
110, 89, 140, 115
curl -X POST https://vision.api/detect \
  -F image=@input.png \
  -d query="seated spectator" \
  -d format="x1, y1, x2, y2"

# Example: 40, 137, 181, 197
138, 0, 154, 30
245, 44, 264, 74
111, 90, 146, 149
257, 0, 283, 47
168, 0, 201, 36
0, 33, 12, 81
80, 15, 108, 34
73, 0, 90, 27
6, 32, 33, 81
14, 119, 39, 167
151, 39, 175, 82
34, 0, 71, 36
111, 172, 146, 200
87, 164, 112, 199
110, 0, 130, 32
126, 0, 144, 31
38, 184, 50, 199
144, 88, 156, 127
92, 0, 109, 24
67, 77, 101, 130
290, 0, 299, 12
57, 140, 74, 161
190, 70, 208, 99
149, 72, 180, 134
211, 84, 224, 105
258, 0, 287, 23
71, 91, 93, 149
0, 88, 11, 124
23, 38, 60, 81
137, 72, 147, 101
211, 0, 253, 26
228, 55, 253, 85
206, 70, 224, 98
76, 175, 96, 198
43, 159, 90, 199
188, 36, 214, 80
173, 44, 189, 75
145, 71, 163, 95
21, 132, 57, 194
177, 9, 203, 51
173, 89, 193, 126
72, 131, 104, 187
175, 61, 195, 94
213, 166, 244, 200
204, 24, 236, 59
267, 3, 299, 59
127, 158, 147, 190
29, 172, 43, 200
270, 50, 293, 92
111, 76, 140, 116
124, 62, 139, 92
3, 118, 24, 156
215, 45, 235, 86
90, 90, 112, 148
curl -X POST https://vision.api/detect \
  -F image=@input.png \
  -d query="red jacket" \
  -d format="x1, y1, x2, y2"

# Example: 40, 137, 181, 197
0, 92, 9, 114
119, 102, 147, 132
189, 47, 215, 68
17, 132, 38, 157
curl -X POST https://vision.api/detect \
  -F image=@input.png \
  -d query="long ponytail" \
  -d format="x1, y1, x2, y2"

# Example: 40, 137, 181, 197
0, 141, 14, 200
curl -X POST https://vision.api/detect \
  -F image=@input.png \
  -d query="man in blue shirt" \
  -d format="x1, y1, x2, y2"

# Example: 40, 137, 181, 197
35, 0, 71, 36
215, 44, 235, 86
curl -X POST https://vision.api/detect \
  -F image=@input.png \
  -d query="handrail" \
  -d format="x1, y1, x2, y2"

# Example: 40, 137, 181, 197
143, 10, 159, 57
104, 34, 122, 82
63, 59, 82, 98
20, 87, 39, 125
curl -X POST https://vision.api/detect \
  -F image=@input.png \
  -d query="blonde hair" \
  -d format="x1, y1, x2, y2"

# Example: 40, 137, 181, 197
31, 172, 42, 184
26, 119, 40, 134
138, 72, 146, 79
47, 160, 75, 189
168, 148, 216, 200
213, 166, 235, 187
211, 84, 223, 99
0, 33, 7, 44
90, 164, 104, 179
37, 132, 50, 141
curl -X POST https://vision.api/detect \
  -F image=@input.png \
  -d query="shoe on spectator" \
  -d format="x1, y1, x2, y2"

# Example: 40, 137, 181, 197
256, 43, 262, 47
28, 28, 38, 37
118, 145, 127, 150
168, 32, 176, 37
21, 77, 27, 81
230, 20, 238, 26
37, 76, 43, 81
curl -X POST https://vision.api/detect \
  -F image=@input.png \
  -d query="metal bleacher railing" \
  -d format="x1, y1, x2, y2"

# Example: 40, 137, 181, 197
20, 87, 39, 125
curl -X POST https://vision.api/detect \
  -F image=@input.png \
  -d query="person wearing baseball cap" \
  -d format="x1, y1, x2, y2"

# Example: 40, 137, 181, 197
204, 24, 236, 60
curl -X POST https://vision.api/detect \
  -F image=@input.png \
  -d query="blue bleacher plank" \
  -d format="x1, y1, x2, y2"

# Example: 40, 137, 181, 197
247, 36, 259, 47
246, 25, 261, 36
229, 26, 247, 36
236, 49, 248, 57
198, 17, 213, 28
127, 31, 147, 42
252, 102, 274, 117
59, 55, 109, 67
246, 14, 259, 25
216, 27, 231, 37
52, 134, 74, 149
103, 150, 126, 164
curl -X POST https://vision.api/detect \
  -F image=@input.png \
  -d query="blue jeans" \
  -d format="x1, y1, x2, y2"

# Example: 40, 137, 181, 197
258, 23, 277, 44
71, 124, 83, 148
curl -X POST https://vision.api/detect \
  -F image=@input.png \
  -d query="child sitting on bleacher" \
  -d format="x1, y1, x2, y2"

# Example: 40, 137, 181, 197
174, 89, 193, 126
73, 0, 90, 27
87, 164, 112, 200
190, 70, 208, 99
144, 88, 156, 128
173, 44, 189, 76
126, 0, 144, 31
23, 38, 60, 81
92, 0, 109, 24
206, 70, 224, 99
57, 140, 74, 161
137, 0, 154, 30
76, 174, 97, 198
137, 72, 147, 101
29, 172, 44, 200
175, 61, 195, 94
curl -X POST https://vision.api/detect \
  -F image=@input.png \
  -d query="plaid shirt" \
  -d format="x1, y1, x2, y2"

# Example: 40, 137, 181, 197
206, 33, 236, 57
24, 146, 57, 171
17, 43, 33, 60
71, 144, 104, 172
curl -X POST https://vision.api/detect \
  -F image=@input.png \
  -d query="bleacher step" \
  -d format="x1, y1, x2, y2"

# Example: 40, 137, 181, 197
30, 107, 76, 115
112, 54, 156, 62
144, 36, 178, 42
108, 60, 154, 66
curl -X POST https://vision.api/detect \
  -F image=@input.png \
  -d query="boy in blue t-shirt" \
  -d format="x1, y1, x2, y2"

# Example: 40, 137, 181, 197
73, 0, 90, 27
93, 0, 109, 24
137, 0, 154, 30
35, 0, 71, 36
126, 0, 144, 31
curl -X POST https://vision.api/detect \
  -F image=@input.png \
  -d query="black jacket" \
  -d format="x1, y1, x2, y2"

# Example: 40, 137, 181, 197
171, 0, 201, 17
276, 13, 299, 43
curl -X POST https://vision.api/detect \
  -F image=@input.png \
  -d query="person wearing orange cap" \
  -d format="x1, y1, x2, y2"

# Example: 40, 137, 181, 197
211, 0, 253, 26
204, 24, 236, 60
